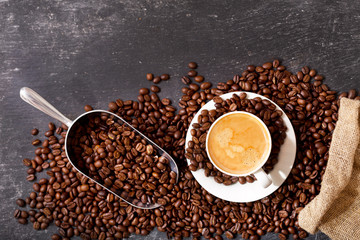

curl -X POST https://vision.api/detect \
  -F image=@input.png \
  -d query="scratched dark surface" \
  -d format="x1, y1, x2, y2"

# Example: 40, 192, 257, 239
1, 0, 359, 239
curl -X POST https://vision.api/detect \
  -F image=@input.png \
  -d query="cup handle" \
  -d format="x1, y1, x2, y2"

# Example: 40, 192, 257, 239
253, 168, 272, 188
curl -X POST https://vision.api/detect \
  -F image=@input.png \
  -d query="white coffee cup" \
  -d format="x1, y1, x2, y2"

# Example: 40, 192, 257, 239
206, 111, 273, 188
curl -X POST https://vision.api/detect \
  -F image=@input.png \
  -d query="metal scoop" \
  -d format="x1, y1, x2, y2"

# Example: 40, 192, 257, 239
20, 87, 179, 209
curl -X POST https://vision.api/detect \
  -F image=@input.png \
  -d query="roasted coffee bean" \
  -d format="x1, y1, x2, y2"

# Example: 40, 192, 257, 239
18, 218, 28, 225
200, 82, 212, 90
153, 76, 161, 84
48, 122, 55, 131
20, 211, 28, 218
188, 62, 198, 69
194, 75, 204, 83
150, 85, 160, 93
188, 70, 197, 77
14, 209, 21, 219
84, 105, 93, 112
160, 74, 170, 81
139, 88, 150, 95
146, 73, 154, 81
262, 62, 272, 69
31, 128, 39, 136
26, 174, 36, 181
16, 198, 26, 207
32, 139, 41, 146
108, 102, 118, 111
181, 76, 191, 85
23, 158, 31, 167
348, 89, 357, 99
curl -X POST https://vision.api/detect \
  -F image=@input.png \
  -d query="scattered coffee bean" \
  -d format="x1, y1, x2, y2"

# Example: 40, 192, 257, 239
26, 174, 36, 181
153, 76, 161, 84
181, 76, 191, 85
194, 75, 204, 83
200, 82, 212, 90
48, 122, 55, 131
84, 104, 93, 112
31, 128, 39, 136
108, 102, 118, 111
16, 199, 26, 207
31, 139, 41, 146
139, 88, 150, 95
188, 70, 197, 77
22, 158, 31, 167
150, 85, 160, 93
188, 62, 198, 69
18, 218, 28, 224
160, 74, 170, 80
14, 209, 21, 219
146, 73, 154, 81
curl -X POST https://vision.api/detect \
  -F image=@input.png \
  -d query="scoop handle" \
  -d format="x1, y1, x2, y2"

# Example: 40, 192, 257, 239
20, 87, 73, 127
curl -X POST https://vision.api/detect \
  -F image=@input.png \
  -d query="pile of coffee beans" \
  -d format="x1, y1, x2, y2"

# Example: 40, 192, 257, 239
186, 92, 287, 185
14, 60, 359, 240
72, 112, 177, 206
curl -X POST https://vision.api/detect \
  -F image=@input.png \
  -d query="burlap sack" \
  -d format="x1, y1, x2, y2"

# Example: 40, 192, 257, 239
298, 98, 360, 240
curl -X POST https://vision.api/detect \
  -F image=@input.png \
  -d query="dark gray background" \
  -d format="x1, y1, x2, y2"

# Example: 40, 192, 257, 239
1, 0, 359, 239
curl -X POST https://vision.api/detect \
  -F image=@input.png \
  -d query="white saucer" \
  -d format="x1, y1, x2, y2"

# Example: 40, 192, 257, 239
185, 91, 297, 203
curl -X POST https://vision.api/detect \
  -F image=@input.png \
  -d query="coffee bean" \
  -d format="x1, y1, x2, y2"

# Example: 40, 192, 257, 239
108, 102, 118, 111
262, 62, 272, 69
31, 128, 39, 136
278, 210, 288, 218
26, 174, 36, 181
146, 73, 154, 81
32, 139, 41, 146
14, 209, 21, 219
153, 76, 161, 84
150, 85, 160, 93
200, 82, 212, 90
192, 213, 200, 223
48, 122, 55, 131
139, 88, 150, 95
160, 74, 170, 80
84, 105, 93, 112
18, 218, 28, 225
272, 59, 280, 68
194, 75, 204, 83
225, 231, 234, 239
348, 89, 357, 99
44, 130, 53, 137
189, 83, 200, 91
314, 75, 324, 81
33, 221, 40, 230
16, 199, 26, 207
188, 70, 197, 77
188, 62, 197, 69
181, 76, 191, 85
23, 158, 31, 167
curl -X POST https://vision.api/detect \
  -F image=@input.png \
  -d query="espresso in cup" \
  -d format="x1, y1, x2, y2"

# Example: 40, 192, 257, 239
206, 111, 272, 176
